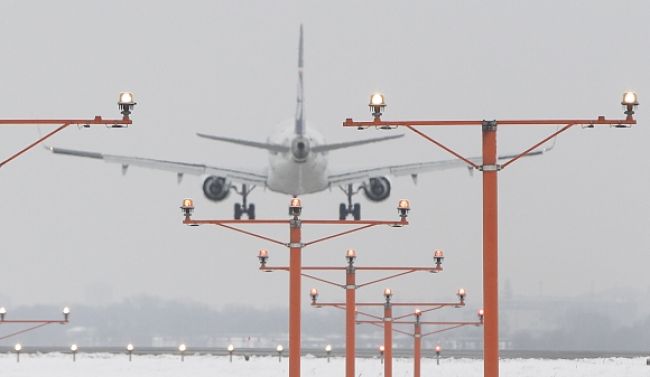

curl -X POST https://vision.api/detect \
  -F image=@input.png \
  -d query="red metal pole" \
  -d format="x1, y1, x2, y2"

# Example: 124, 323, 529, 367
384, 301, 393, 377
482, 121, 499, 377
289, 217, 302, 377
414, 317, 421, 377
346, 264, 356, 377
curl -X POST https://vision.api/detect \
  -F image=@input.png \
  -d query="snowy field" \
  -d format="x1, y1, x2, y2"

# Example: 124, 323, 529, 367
0, 353, 648, 377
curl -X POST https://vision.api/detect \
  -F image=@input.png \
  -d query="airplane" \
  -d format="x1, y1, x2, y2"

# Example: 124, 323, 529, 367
50, 26, 550, 220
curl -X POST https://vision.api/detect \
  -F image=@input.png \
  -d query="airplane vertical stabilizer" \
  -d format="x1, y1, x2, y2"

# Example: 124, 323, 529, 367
295, 24, 305, 136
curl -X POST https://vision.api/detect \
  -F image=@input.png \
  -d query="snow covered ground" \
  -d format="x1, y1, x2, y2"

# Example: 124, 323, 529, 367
1, 353, 648, 377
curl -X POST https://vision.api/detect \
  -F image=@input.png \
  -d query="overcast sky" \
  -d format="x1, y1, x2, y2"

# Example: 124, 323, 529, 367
1, 1, 648, 317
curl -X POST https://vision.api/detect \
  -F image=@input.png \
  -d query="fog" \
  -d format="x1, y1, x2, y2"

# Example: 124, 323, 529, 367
1, 1, 648, 350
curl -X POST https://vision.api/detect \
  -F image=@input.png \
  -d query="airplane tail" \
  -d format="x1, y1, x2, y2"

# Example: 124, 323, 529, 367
197, 25, 407, 154
295, 24, 305, 136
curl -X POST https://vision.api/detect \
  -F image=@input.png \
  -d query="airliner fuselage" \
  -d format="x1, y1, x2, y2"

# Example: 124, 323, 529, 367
266, 121, 328, 195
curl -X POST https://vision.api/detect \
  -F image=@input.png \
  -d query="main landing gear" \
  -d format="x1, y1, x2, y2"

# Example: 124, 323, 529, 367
339, 184, 362, 220
233, 184, 256, 220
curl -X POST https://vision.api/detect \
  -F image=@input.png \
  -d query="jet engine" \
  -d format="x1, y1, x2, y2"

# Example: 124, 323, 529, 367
202, 175, 231, 201
362, 177, 391, 202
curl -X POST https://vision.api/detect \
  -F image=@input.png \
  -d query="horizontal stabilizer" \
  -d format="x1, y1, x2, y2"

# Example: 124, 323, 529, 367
311, 134, 404, 153
196, 133, 290, 153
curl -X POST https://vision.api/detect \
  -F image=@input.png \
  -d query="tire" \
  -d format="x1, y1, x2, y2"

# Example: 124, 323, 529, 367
234, 203, 243, 220
248, 204, 256, 220
339, 203, 347, 220
352, 203, 361, 221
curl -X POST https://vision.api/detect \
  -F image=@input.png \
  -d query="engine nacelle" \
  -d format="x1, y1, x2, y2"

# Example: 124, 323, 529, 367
202, 175, 231, 201
362, 176, 391, 202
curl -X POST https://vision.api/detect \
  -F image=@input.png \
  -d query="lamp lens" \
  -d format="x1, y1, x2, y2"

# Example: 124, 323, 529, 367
623, 91, 638, 105
370, 93, 385, 106
119, 92, 134, 104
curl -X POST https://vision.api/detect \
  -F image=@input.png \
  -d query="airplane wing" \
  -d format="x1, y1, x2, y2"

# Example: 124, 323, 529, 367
48, 146, 268, 185
328, 148, 550, 187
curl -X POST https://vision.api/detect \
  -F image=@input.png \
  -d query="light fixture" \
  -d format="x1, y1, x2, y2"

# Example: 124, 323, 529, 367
369, 93, 386, 120
397, 199, 410, 218
289, 197, 302, 217
325, 344, 332, 362
258, 248, 269, 269
433, 249, 444, 271
118, 92, 137, 120
621, 91, 639, 121
379, 344, 385, 364
179, 343, 187, 362
310, 288, 319, 304
345, 249, 356, 265
227, 344, 235, 362
63, 306, 70, 321
71, 344, 78, 362
0, 307, 6, 321
181, 198, 195, 218
414, 308, 422, 319
435, 345, 441, 354
478, 308, 485, 324
622, 91, 639, 106
457, 288, 466, 305
15, 343, 21, 363
384, 288, 393, 303
276, 344, 284, 362
435, 345, 442, 365
126, 343, 134, 362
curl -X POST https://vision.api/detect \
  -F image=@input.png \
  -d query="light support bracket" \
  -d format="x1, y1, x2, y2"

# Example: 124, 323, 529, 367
482, 120, 498, 132
0, 93, 136, 168
479, 164, 501, 172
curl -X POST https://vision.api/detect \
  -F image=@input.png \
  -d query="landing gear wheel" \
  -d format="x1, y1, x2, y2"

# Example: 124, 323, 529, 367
232, 184, 257, 219
234, 203, 243, 220
352, 203, 361, 221
339, 203, 347, 220
339, 183, 365, 221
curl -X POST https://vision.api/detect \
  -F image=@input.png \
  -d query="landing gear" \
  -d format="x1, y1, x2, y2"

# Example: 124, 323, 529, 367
233, 184, 256, 219
338, 184, 362, 220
